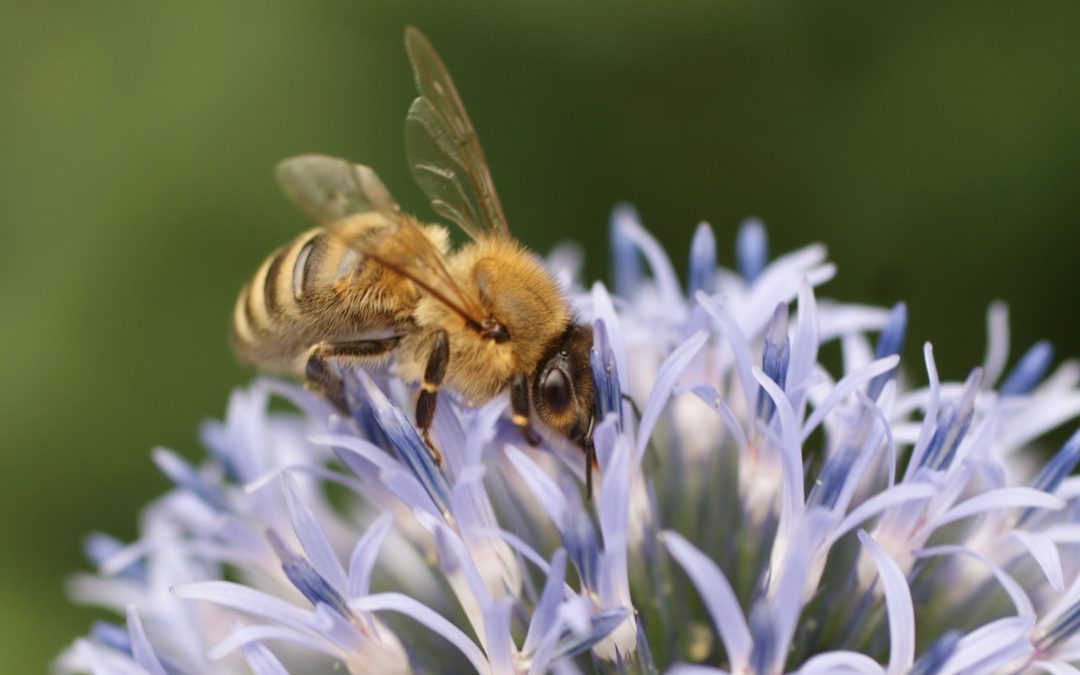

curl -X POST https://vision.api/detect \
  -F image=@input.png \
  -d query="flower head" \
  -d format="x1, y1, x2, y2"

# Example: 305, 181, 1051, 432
61, 209, 1080, 674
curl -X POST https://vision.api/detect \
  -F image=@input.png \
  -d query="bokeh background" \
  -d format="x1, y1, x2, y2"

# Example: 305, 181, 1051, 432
2, 1, 1079, 668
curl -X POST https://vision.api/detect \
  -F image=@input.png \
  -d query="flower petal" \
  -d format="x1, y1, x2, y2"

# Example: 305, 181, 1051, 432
982, 301, 1010, 387
940, 616, 1034, 675
800, 355, 901, 444
913, 545, 1034, 619
505, 444, 567, 530
241, 641, 290, 675
637, 329, 708, 462
348, 511, 395, 598
795, 651, 885, 675
1009, 530, 1065, 592
124, 606, 167, 675
925, 487, 1064, 533
661, 531, 751, 672
688, 222, 717, 296
697, 290, 757, 417
857, 531, 915, 674
282, 473, 349, 596
523, 549, 568, 655
350, 592, 489, 675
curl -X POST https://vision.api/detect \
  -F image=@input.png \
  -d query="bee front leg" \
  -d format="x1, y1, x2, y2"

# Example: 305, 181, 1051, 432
510, 373, 542, 446
305, 338, 401, 412
415, 330, 449, 465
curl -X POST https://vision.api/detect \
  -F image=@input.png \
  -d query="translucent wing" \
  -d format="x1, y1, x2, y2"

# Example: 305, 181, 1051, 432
276, 153, 489, 328
404, 26, 510, 241
276, 154, 400, 225
350, 218, 489, 329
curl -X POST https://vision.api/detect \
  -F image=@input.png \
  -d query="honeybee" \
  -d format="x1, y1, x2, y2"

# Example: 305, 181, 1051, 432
231, 28, 598, 491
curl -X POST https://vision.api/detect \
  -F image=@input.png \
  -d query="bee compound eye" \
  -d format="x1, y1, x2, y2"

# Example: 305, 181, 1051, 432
542, 368, 573, 413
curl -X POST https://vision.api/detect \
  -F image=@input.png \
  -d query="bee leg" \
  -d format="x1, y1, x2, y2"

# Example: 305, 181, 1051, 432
416, 330, 449, 465
510, 373, 542, 446
305, 338, 402, 412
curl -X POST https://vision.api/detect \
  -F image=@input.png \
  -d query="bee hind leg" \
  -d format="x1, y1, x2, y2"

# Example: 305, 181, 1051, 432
305, 338, 401, 412
415, 330, 449, 465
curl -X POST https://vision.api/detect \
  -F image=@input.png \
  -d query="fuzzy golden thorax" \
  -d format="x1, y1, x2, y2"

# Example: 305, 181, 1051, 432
399, 237, 571, 403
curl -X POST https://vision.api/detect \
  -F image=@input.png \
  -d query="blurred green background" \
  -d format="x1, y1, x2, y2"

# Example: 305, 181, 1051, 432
2, 0, 1079, 668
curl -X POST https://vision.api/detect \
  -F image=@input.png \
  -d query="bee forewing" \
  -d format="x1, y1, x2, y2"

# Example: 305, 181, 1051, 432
403, 26, 510, 241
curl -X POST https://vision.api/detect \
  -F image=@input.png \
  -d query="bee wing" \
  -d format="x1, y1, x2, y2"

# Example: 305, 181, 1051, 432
347, 218, 491, 330
276, 154, 401, 225
275, 153, 490, 329
404, 26, 511, 241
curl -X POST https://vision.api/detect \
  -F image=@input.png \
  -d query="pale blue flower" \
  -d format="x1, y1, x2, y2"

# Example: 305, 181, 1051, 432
60, 209, 1080, 674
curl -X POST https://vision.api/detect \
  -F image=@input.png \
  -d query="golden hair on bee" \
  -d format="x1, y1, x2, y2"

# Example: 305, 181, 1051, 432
231, 27, 600, 493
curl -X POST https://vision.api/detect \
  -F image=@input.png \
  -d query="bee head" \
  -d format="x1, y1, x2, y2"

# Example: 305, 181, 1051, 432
533, 324, 595, 448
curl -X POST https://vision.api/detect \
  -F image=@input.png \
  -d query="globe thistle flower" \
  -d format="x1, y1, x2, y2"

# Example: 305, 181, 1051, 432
60, 208, 1080, 674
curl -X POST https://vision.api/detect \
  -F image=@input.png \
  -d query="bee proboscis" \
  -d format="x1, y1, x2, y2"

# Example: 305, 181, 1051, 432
232, 27, 598, 492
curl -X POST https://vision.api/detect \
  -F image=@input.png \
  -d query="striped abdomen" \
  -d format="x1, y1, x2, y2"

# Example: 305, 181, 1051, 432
231, 213, 423, 374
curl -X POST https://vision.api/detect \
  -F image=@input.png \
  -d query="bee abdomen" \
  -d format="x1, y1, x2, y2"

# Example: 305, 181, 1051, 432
232, 227, 373, 371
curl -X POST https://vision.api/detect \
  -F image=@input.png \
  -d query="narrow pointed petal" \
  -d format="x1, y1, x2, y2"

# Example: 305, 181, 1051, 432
682, 382, 750, 458
795, 651, 885, 675
614, 207, 684, 309
549, 608, 631, 663
124, 607, 167, 675
348, 512, 395, 598
354, 371, 452, 515
788, 281, 820, 406
857, 531, 916, 674
982, 301, 1010, 387
1009, 530, 1065, 592
241, 641, 289, 675
800, 355, 901, 443
505, 445, 567, 529
610, 204, 644, 298
940, 616, 1034, 675
697, 290, 758, 415
925, 487, 1064, 532
637, 329, 708, 461
591, 282, 630, 395
267, 530, 353, 620
1032, 662, 1080, 675
209, 624, 340, 660
754, 365, 805, 521
173, 581, 314, 631
662, 531, 751, 673
905, 343, 942, 481
482, 598, 515, 675
282, 474, 349, 595
867, 302, 907, 401
688, 222, 717, 296
826, 483, 936, 548
152, 447, 230, 512
1021, 428, 1080, 525
591, 318, 624, 423
350, 592, 489, 674
524, 550, 568, 655
914, 545, 1034, 619
1000, 340, 1054, 396
736, 217, 768, 283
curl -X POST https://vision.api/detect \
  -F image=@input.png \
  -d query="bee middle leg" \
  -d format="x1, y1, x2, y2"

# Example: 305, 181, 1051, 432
305, 338, 401, 412
510, 373, 542, 446
415, 330, 449, 465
